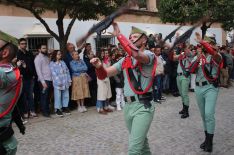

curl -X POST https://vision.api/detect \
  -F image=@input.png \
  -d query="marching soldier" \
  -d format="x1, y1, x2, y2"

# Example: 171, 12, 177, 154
90, 22, 157, 155
174, 43, 193, 119
0, 32, 23, 155
189, 32, 223, 152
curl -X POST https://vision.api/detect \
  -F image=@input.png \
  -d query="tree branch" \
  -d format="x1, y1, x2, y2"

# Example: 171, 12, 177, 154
56, 8, 65, 40
207, 22, 214, 28
64, 16, 77, 43
8, 0, 60, 42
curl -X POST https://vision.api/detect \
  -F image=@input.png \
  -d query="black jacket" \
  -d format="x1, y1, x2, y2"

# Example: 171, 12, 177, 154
17, 49, 36, 80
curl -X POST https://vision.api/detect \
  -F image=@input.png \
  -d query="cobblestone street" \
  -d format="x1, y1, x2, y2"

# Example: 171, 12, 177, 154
15, 86, 234, 155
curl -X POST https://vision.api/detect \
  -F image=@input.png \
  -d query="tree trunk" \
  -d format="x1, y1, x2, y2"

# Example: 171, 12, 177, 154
59, 39, 67, 55
201, 22, 208, 39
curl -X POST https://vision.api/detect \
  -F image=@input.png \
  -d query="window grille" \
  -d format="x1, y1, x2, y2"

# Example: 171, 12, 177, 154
27, 37, 54, 55
94, 36, 115, 53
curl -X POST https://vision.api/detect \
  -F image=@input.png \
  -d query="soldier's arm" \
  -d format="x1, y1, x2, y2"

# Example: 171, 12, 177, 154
90, 58, 119, 80
195, 32, 222, 64
199, 41, 222, 64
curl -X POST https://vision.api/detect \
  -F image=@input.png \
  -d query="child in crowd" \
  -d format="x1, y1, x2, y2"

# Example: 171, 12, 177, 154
96, 50, 113, 114
70, 51, 90, 113
49, 50, 71, 117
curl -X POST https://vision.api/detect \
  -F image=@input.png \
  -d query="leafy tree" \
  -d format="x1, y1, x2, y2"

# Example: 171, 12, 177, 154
158, 0, 234, 38
1, 0, 127, 52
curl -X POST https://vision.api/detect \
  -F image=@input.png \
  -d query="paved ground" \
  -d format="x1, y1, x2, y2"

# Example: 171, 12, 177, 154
14, 86, 234, 155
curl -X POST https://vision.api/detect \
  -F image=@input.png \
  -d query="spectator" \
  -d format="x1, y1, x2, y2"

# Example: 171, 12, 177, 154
112, 53, 125, 110
153, 45, 166, 103
220, 46, 229, 88
64, 43, 85, 110
83, 48, 97, 107
49, 50, 71, 117
34, 44, 52, 117
161, 47, 170, 94
16, 38, 37, 118
70, 51, 90, 113
96, 50, 113, 114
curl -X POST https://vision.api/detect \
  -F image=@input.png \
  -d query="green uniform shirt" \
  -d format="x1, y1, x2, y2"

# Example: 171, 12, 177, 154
0, 65, 21, 128
194, 55, 218, 83
177, 53, 193, 74
113, 50, 155, 96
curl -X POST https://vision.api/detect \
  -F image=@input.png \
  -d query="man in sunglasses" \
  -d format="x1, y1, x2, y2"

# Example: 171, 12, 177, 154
16, 38, 37, 118
0, 34, 23, 155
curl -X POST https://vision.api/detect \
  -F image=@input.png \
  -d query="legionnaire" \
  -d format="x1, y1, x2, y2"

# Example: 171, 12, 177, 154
0, 31, 24, 155
173, 42, 193, 119
90, 22, 157, 155
189, 32, 223, 152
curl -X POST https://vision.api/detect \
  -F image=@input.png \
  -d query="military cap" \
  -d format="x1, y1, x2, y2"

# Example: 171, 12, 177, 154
130, 26, 147, 35
0, 30, 18, 46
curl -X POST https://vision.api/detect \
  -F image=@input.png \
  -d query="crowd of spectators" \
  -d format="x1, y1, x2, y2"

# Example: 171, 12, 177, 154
14, 34, 234, 122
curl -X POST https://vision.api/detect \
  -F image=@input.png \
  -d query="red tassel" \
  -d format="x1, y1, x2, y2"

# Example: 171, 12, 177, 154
95, 66, 107, 80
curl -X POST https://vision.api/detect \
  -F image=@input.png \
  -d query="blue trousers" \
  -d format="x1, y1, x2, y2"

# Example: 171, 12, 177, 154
54, 88, 69, 111
153, 75, 162, 101
40, 81, 52, 115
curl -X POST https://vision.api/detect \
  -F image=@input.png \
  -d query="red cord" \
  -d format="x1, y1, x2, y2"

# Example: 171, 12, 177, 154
0, 68, 22, 118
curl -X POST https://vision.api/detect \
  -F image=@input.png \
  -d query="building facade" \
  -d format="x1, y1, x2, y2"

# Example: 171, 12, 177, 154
0, 0, 225, 53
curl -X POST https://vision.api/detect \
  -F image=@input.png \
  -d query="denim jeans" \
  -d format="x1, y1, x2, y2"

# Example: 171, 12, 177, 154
40, 81, 52, 115
54, 88, 69, 111
22, 78, 35, 113
162, 74, 170, 91
96, 100, 105, 109
153, 75, 162, 101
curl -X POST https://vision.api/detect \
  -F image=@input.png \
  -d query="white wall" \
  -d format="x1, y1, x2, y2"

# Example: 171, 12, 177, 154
0, 16, 223, 53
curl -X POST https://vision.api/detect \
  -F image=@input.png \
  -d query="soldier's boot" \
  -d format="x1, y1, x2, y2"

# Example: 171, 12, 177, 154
181, 105, 189, 119
179, 103, 185, 114
200, 131, 208, 149
204, 133, 213, 152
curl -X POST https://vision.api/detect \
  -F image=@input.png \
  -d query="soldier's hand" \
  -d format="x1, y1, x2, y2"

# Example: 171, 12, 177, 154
108, 22, 120, 37
90, 58, 102, 69
195, 32, 202, 43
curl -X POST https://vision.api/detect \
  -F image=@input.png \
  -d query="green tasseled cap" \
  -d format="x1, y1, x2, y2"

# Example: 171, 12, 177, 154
204, 36, 216, 44
131, 26, 147, 35
0, 30, 18, 46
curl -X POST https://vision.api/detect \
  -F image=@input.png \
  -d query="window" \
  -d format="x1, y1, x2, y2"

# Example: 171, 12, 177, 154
138, 0, 147, 10
27, 37, 54, 55
94, 36, 115, 52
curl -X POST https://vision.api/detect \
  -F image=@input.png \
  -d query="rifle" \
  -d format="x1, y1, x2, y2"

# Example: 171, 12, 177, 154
168, 16, 210, 52
163, 26, 182, 43
76, 2, 133, 48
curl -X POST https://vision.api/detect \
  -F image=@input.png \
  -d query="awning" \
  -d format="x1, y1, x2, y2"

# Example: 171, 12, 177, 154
24, 23, 52, 38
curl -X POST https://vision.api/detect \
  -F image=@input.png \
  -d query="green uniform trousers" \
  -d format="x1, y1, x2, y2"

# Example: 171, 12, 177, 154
195, 84, 219, 134
176, 75, 190, 106
123, 101, 155, 155
2, 135, 17, 155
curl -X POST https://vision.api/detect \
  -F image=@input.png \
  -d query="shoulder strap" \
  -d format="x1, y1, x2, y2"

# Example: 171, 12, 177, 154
0, 68, 22, 118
